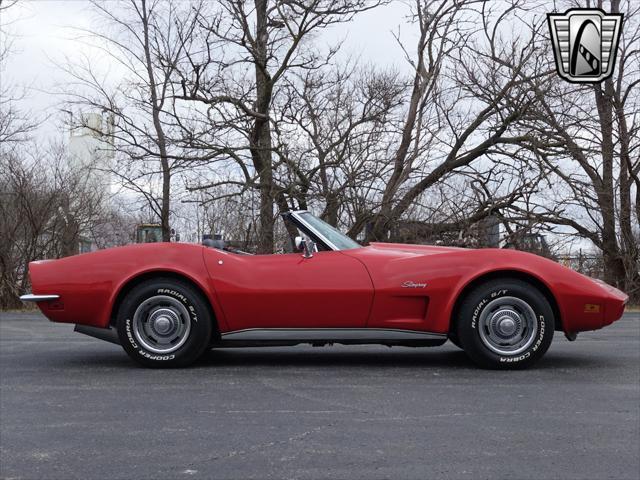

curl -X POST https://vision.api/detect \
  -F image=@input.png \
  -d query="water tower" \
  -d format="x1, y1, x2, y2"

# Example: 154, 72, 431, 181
65, 111, 117, 253
68, 111, 116, 198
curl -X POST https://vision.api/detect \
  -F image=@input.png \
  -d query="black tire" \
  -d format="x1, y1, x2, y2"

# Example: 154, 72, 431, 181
456, 278, 554, 369
116, 278, 213, 368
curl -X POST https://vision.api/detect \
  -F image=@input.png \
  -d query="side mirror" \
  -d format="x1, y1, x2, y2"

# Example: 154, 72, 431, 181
294, 236, 315, 259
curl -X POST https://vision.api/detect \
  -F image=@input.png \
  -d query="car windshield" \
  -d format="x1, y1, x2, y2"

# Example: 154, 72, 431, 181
298, 212, 361, 251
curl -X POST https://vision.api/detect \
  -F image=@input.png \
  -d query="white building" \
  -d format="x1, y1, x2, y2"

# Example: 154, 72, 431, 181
68, 111, 116, 198
67, 111, 117, 252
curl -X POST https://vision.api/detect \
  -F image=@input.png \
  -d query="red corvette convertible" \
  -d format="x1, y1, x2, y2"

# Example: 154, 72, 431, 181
21, 210, 628, 369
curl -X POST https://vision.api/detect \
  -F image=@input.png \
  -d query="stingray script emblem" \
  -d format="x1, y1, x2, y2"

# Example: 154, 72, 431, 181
402, 281, 427, 289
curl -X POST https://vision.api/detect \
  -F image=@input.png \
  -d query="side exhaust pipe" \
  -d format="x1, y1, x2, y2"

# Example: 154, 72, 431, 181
74, 324, 120, 345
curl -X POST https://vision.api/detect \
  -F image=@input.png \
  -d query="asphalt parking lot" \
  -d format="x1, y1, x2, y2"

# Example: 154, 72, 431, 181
1, 311, 638, 480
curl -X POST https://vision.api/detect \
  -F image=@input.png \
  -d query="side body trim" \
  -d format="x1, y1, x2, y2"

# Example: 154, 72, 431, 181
20, 294, 60, 302
220, 328, 447, 342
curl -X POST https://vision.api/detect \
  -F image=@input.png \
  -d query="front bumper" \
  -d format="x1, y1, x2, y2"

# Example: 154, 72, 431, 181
596, 281, 629, 327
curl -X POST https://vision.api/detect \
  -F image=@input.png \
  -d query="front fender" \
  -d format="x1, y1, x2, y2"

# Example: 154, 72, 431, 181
430, 249, 624, 334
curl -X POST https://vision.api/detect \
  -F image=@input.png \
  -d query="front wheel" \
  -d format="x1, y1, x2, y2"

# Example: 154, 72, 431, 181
116, 278, 213, 368
456, 279, 554, 369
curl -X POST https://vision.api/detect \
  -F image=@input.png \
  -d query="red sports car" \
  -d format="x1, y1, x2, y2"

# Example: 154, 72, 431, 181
21, 210, 628, 369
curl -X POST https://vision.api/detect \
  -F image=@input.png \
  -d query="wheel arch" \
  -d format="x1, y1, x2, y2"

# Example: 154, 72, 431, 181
449, 269, 563, 334
109, 270, 221, 338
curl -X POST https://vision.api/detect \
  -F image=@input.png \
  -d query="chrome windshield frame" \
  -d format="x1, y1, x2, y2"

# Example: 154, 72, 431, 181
286, 210, 341, 251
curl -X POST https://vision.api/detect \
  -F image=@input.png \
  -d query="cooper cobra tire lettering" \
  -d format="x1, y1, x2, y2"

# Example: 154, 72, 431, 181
499, 352, 530, 363
138, 350, 175, 361
532, 316, 545, 352
124, 318, 138, 349
498, 316, 546, 363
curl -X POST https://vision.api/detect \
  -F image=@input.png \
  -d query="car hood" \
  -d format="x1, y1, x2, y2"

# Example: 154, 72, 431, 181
367, 242, 464, 256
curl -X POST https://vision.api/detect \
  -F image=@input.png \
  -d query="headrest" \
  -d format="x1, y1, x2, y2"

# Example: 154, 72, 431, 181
202, 235, 225, 250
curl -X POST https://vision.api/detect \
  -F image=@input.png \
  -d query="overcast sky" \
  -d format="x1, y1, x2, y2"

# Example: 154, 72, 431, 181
1, 1, 417, 142
1, 1, 603, 252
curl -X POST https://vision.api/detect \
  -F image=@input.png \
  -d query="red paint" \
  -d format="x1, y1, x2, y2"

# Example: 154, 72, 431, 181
29, 242, 628, 336
202, 249, 373, 330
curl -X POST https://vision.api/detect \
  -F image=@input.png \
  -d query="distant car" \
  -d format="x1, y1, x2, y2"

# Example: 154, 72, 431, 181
21, 211, 628, 369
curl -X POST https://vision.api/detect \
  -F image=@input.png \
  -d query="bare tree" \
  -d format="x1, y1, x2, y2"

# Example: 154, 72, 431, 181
177, 0, 384, 253
348, 0, 546, 242
514, 0, 639, 299
0, 145, 106, 308
0, 0, 37, 148
62, 0, 202, 241
275, 64, 404, 228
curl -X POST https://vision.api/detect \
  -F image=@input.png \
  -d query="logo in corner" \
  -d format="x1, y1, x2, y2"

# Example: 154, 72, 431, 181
547, 8, 623, 83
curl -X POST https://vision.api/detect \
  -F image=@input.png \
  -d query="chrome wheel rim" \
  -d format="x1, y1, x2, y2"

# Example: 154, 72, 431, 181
132, 295, 191, 354
478, 296, 537, 355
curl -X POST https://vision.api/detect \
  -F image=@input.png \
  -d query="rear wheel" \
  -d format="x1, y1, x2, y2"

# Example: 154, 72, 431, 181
456, 279, 554, 369
116, 278, 213, 368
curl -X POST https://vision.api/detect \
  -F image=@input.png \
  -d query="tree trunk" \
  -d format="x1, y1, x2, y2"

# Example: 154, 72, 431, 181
160, 158, 171, 242
322, 192, 340, 227
251, 0, 275, 253
594, 79, 625, 288
365, 30, 428, 243
275, 192, 299, 249
611, 0, 639, 297
142, 0, 172, 242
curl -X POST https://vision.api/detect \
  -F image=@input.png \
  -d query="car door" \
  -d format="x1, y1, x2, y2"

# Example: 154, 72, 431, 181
203, 249, 374, 331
